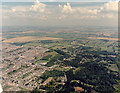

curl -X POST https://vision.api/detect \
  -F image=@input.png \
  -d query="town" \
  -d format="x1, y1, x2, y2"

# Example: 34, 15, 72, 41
2, 43, 50, 91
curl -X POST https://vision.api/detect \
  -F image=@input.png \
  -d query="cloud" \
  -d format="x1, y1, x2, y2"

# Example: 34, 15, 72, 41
100, 1, 118, 12
3, 0, 118, 27
3, 0, 49, 20
101, 13, 115, 18
58, 3, 99, 19
58, 1, 118, 19
81, 15, 97, 19
48, 0, 55, 2
30, 0, 46, 12
11, 6, 28, 12
2, 1, 117, 27
58, 3, 74, 14
12, 8, 16, 12
58, 14, 66, 19
58, 3, 99, 15
76, 8, 99, 15
10, 0, 47, 13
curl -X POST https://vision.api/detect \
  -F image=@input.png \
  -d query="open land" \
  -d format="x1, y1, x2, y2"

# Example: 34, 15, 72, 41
3, 36, 62, 43
1, 27, 120, 93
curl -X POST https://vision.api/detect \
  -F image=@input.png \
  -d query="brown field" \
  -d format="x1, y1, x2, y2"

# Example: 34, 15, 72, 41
12, 31, 35, 34
73, 31, 81, 33
3, 36, 62, 43
21, 31, 35, 33
96, 32, 111, 36
88, 37, 118, 41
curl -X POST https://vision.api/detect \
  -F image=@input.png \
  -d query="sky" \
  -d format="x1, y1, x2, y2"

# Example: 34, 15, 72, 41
2, 0, 118, 28
1, 0, 119, 2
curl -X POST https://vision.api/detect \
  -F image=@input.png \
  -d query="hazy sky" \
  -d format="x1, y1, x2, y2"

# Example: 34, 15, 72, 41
2, 0, 118, 27
2, 0, 118, 2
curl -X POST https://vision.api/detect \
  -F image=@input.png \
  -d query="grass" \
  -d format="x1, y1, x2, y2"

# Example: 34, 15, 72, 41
3, 85, 12, 90
33, 60, 48, 65
7, 65, 30, 75
26, 42, 41, 46
108, 64, 119, 72
18, 86, 28, 91
22, 71, 32, 78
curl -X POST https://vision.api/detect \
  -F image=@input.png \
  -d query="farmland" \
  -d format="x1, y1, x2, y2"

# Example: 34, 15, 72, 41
2, 27, 119, 93
3, 36, 62, 43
